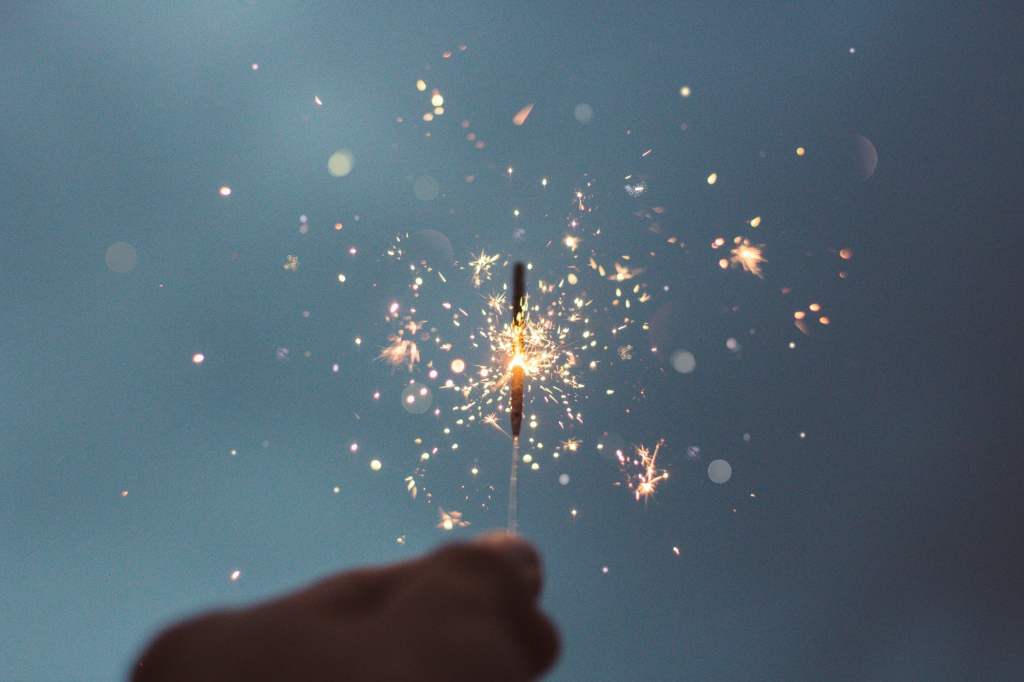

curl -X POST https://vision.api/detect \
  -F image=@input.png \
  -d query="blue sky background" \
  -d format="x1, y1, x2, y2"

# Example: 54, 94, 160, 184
2, 2, 1021, 680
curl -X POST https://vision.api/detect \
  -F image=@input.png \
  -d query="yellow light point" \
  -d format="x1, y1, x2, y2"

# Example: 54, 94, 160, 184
437, 508, 469, 531
796, 146, 806, 156
679, 85, 692, 97
431, 92, 444, 107
707, 172, 718, 185
370, 459, 382, 471
416, 79, 427, 91
564, 235, 580, 251
749, 216, 762, 228
729, 239, 767, 277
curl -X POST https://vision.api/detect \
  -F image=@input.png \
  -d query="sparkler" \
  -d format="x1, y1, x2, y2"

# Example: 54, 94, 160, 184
508, 262, 526, 532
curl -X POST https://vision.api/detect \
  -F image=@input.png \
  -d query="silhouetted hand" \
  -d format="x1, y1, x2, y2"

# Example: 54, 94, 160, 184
132, 532, 560, 681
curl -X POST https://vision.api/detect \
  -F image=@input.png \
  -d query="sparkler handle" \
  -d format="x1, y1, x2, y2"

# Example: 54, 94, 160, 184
508, 436, 520, 533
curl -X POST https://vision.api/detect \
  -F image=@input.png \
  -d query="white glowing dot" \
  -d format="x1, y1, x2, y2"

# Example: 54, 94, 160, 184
541, 177, 548, 187
431, 93, 444, 107
218, 186, 232, 197
354, 337, 362, 345
799, 431, 807, 439
601, 566, 609, 574
313, 95, 323, 106
349, 443, 358, 453
230, 570, 241, 581
471, 467, 479, 476
531, 462, 539, 471
119, 489, 128, 497
726, 337, 739, 351
370, 459, 382, 471
250, 63, 259, 71
706, 172, 718, 185
679, 85, 692, 97
332, 485, 341, 494
229, 448, 237, 456
192, 353, 205, 365
337, 273, 346, 283
513, 208, 520, 217
416, 79, 427, 91
672, 546, 681, 556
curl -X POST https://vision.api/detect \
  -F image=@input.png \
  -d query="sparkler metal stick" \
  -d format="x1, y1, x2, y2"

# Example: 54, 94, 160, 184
508, 262, 526, 532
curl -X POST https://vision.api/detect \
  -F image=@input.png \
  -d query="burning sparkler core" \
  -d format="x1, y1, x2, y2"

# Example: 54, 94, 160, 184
508, 262, 526, 533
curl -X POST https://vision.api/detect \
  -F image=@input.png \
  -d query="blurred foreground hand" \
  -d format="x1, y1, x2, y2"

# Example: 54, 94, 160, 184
132, 532, 559, 681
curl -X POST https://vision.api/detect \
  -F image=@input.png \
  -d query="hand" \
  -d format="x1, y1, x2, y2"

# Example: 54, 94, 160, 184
132, 532, 560, 681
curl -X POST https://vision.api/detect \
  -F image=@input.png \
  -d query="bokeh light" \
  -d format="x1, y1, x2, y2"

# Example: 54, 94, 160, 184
327, 149, 354, 177
105, 242, 137, 273
708, 459, 732, 484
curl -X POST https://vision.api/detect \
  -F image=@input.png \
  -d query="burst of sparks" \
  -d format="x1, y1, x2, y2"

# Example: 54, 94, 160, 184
469, 250, 501, 288
379, 333, 421, 371
729, 239, 766, 277
618, 439, 669, 500
437, 508, 470, 530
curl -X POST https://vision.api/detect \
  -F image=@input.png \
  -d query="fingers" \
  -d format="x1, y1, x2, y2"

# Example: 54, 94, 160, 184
472, 530, 544, 599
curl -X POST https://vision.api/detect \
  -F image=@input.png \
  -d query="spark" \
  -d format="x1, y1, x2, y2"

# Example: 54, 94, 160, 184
512, 103, 534, 126
469, 250, 501, 288
437, 508, 470, 531
618, 439, 669, 501
729, 239, 766, 277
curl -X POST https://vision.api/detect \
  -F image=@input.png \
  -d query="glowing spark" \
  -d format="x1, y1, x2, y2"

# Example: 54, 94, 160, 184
379, 333, 421, 371
618, 439, 669, 500
512, 103, 534, 126
437, 508, 470, 531
469, 250, 501, 288
564, 235, 581, 251
729, 239, 766, 277
282, 255, 299, 271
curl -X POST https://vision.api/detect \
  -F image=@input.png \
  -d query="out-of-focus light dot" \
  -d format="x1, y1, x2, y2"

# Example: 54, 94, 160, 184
567, 273, 578, 285
839, 248, 853, 260
679, 85, 692, 97
219, 186, 232, 197
370, 459, 382, 471
788, 341, 797, 349
522, 454, 533, 464
229, 448, 237, 456
327, 149, 354, 177
192, 353, 205, 365
354, 337, 362, 345
372, 391, 380, 400
250, 63, 259, 71
431, 93, 444, 107
471, 467, 479, 476
809, 303, 821, 312
416, 79, 427, 91
450, 358, 466, 374
796, 146, 806, 157
105, 242, 138, 273
799, 431, 807, 439
571, 508, 578, 517
601, 566, 609, 574
670, 349, 696, 374
672, 546, 681, 556
337, 273, 346, 283
558, 473, 570, 486
413, 175, 440, 201
332, 485, 341, 494
428, 369, 438, 379
794, 310, 806, 320
120, 489, 128, 497
706, 172, 718, 185
531, 462, 539, 471
405, 395, 415, 404
849, 47, 856, 54
819, 316, 831, 325
422, 112, 434, 122
513, 208, 520, 217
726, 337, 739, 351
349, 443, 358, 453
750, 216, 762, 228
708, 459, 732, 484
541, 177, 548, 187
230, 570, 241, 582
334, 222, 344, 231
573, 102, 593, 124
